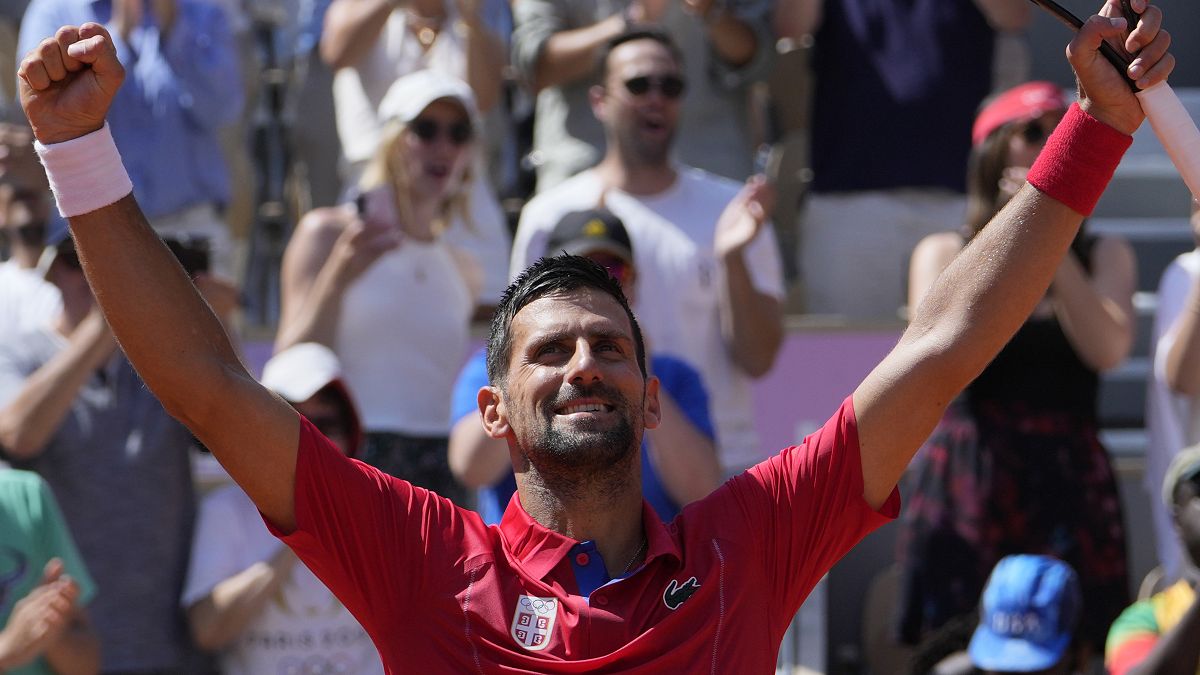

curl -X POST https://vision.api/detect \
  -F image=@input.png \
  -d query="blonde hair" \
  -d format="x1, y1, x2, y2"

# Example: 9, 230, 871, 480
359, 117, 474, 234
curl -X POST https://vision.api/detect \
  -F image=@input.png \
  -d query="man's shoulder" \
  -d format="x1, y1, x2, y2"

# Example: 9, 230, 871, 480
521, 171, 603, 222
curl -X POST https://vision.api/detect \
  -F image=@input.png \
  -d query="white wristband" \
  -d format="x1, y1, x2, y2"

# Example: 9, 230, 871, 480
34, 122, 134, 218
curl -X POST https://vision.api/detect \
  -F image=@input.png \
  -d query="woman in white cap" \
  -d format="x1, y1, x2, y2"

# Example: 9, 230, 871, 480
275, 71, 481, 505
896, 81, 1136, 656
183, 343, 383, 674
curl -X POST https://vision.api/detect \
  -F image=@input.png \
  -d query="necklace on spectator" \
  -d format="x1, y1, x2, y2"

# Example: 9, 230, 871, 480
619, 537, 647, 576
407, 11, 443, 48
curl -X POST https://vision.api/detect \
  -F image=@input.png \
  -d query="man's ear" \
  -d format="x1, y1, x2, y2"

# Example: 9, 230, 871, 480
479, 386, 510, 439
589, 84, 608, 123
642, 375, 661, 430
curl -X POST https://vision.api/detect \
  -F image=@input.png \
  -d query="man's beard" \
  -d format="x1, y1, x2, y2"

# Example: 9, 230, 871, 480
618, 124, 673, 168
521, 382, 641, 474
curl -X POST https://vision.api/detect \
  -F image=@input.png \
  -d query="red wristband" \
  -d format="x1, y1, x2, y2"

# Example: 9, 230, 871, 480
1026, 102, 1132, 217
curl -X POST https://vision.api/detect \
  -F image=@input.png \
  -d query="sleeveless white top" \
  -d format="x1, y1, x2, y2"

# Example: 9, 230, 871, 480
335, 239, 472, 435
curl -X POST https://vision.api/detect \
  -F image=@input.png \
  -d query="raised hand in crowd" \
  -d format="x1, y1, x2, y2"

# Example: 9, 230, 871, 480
712, 174, 782, 378
0, 558, 99, 675
713, 174, 774, 259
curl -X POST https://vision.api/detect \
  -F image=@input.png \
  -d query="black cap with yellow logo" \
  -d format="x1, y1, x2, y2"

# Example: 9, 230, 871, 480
545, 208, 633, 263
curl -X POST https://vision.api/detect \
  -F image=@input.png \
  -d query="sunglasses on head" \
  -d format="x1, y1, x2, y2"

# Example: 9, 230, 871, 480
410, 118, 473, 146
623, 74, 686, 100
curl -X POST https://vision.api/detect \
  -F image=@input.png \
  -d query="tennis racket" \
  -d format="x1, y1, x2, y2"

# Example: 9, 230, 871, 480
1028, 0, 1200, 200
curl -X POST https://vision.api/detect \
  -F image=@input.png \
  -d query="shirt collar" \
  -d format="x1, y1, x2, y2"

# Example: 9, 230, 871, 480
498, 493, 682, 582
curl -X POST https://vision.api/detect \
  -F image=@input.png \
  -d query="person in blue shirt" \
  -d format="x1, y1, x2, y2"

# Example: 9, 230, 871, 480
18, 0, 243, 275
449, 208, 723, 524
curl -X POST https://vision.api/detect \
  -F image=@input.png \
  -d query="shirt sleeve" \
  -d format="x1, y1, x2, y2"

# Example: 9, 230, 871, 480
654, 354, 715, 439
704, 0, 775, 89
510, 0, 565, 86
1152, 256, 1196, 382
451, 349, 490, 423
263, 417, 476, 634
31, 474, 96, 607
145, 2, 244, 130
1105, 598, 1161, 675
181, 489, 254, 608
709, 396, 899, 624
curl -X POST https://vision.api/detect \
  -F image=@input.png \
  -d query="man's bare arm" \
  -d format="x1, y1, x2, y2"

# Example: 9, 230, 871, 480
320, 0, 395, 69
0, 312, 113, 459
18, 24, 301, 531
853, 0, 1172, 509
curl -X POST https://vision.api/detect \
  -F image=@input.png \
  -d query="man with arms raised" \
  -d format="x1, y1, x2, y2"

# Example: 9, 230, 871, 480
15, 2, 1174, 669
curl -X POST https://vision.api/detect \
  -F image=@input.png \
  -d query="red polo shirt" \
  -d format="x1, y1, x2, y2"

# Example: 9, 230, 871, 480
268, 396, 899, 672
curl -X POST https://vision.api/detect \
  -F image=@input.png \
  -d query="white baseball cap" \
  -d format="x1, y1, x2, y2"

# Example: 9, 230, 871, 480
261, 343, 363, 456
262, 343, 345, 403
377, 69, 480, 129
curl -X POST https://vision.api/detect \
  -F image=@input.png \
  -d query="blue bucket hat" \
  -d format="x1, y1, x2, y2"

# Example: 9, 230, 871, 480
968, 555, 1080, 672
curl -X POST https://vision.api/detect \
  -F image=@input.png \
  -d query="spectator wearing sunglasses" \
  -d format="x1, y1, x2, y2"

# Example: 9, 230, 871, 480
322, 0, 514, 312
512, 0, 772, 190
512, 29, 784, 474
277, 71, 484, 506
449, 208, 722, 525
897, 81, 1135, 655
0, 185, 61, 341
183, 343, 383, 675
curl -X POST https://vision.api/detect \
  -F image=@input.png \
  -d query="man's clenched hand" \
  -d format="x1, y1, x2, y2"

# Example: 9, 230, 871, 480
18, 23, 124, 145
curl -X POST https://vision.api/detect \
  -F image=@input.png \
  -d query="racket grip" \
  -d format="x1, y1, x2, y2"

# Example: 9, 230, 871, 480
1136, 81, 1200, 200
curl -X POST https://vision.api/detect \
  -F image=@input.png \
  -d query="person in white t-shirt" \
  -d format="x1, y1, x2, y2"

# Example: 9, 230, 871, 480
1146, 200, 1200, 581
182, 342, 383, 675
0, 184, 61, 340
510, 29, 784, 471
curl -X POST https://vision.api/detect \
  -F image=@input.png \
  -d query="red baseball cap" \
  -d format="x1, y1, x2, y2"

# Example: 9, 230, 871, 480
972, 82, 1069, 146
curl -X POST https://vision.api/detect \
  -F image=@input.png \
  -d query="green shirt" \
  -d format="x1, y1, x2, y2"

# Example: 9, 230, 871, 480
0, 470, 96, 675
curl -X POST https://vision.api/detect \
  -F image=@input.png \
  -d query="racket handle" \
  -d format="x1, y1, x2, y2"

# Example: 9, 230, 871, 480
1136, 81, 1200, 200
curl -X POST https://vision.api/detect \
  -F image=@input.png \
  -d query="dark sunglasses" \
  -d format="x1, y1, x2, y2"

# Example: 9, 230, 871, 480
1014, 119, 1056, 145
411, 118, 473, 146
623, 74, 686, 100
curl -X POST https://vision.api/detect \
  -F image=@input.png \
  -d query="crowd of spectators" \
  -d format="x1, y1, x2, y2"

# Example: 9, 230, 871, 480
0, 0, 1198, 673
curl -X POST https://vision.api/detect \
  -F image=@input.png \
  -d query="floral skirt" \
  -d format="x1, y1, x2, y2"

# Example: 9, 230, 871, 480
894, 397, 1129, 650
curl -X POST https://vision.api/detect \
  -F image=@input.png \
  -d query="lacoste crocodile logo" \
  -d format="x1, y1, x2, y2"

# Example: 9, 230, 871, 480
663, 576, 700, 610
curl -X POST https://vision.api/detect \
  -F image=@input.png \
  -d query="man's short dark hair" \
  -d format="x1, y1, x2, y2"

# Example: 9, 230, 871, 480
486, 255, 647, 387
598, 27, 684, 83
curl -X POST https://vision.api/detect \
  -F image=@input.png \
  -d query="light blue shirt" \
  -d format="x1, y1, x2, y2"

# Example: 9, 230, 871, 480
20, 0, 243, 218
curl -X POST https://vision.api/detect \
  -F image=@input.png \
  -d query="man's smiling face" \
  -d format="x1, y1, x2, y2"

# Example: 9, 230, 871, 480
496, 287, 659, 473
